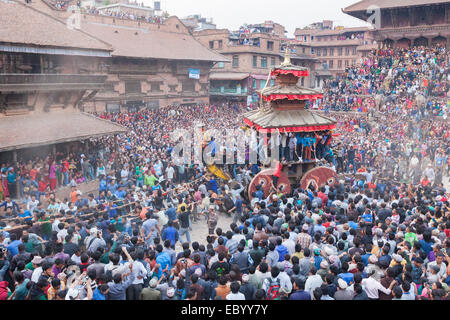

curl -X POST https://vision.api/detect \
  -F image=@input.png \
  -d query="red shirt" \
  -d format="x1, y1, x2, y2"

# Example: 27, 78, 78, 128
317, 192, 328, 205
38, 180, 48, 192
274, 162, 282, 178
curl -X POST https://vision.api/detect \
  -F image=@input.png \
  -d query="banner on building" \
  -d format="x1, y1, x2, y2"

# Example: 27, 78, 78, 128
188, 68, 200, 79
247, 95, 252, 106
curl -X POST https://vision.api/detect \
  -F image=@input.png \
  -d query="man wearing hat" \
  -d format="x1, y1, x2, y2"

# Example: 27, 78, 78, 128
165, 287, 177, 300
279, 286, 291, 300
427, 252, 447, 279
30, 256, 44, 283
334, 278, 353, 300
239, 273, 255, 300
317, 260, 329, 280
390, 253, 405, 276
141, 278, 161, 300
296, 224, 312, 250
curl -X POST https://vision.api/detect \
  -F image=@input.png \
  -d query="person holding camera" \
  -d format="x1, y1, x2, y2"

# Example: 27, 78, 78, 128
85, 228, 106, 255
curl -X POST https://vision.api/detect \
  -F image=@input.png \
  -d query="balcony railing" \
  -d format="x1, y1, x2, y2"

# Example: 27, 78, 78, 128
377, 24, 450, 34
210, 87, 247, 95
0, 74, 107, 92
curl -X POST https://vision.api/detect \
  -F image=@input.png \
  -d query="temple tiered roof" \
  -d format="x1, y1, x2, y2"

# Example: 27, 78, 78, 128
259, 85, 323, 102
243, 48, 336, 133
243, 109, 336, 133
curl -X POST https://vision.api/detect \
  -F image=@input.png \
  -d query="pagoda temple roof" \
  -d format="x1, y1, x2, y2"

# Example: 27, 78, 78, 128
258, 84, 323, 101
272, 64, 308, 73
271, 66, 309, 77
243, 108, 336, 133
271, 49, 310, 77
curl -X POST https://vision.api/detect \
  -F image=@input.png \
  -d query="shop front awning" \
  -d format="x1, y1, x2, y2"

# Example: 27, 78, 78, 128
0, 112, 127, 152
209, 72, 249, 81
251, 73, 273, 80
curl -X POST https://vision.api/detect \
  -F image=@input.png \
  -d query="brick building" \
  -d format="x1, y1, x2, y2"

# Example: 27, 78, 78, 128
181, 14, 216, 33
294, 21, 377, 77
0, 0, 126, 161
78, 14, 227, 112
343, 0, 450, 48
194, 24, 317, 105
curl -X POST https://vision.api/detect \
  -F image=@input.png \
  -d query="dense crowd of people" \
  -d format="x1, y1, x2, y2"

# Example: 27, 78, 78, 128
81, 6, 167, 24
0, 45, 448, 300
320, 46, 449, 114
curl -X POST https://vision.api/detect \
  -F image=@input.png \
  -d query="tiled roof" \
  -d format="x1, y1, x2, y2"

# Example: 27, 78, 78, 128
81, 22, 229, 62
344, 0, 450, 12
0, 0, 111, 52
243, 109, 336, 129
0, 112, 127, 152
259, 84, 322, 97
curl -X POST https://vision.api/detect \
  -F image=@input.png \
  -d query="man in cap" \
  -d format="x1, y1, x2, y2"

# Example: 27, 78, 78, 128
140, 278, 161, 300
427, 252, 446, 279
165, 287, 177, 300
334, 278, 353, 300
296, 224, 312, 249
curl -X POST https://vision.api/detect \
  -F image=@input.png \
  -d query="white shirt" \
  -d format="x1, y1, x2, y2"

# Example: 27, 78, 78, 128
71, 254, 81, 264
166, 166, 175, 180
57, 229, 68, 243
279, 272, 293, 292
361, 276, 391, 299
31, 267, 43, 283
226, 292, 246, 300
88, 199, 97, 208
52, 219, 61, 232
427, 261, 447, 279
282, 239, 296, 255
27, 199, 39, 212
305, 274, 323, 296
121, 169, 129, 180
127, 260, 148, 285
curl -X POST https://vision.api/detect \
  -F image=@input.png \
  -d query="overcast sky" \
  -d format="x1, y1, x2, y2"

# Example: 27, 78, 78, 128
142, 0, 370, 36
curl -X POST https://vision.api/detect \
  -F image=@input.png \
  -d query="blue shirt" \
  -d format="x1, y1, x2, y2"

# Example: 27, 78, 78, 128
92, 288, 106, 300
348, 221, 358, 230
207, 179, 218, 193
165, 208, 177, 221
18, 210, 32, 220
419, 240, 433, 255
162, 226, 178, 247
107, 205, 118, 218
7, 240, 22, 257
314, 256, 323, 270
155, 251, 172, 279
289, 290, 311, 300
107, 183, 118, 194
379, 254, 392, 266
255, 190, 264, 201
99, 179, 107, 192
361, 213, 373, 223
115, 190, 126, 199
276, 244, 289, 262
235, 198, 243, 213
361, 253, 371, 266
